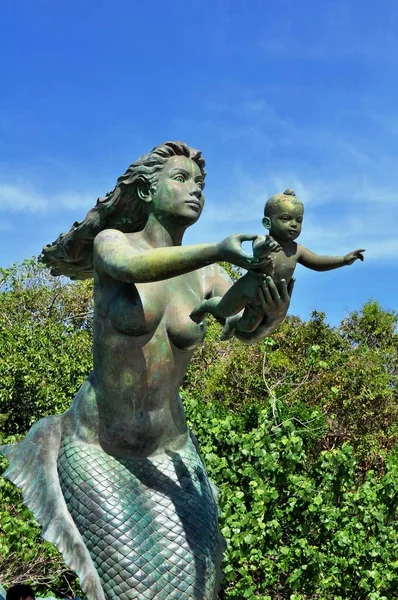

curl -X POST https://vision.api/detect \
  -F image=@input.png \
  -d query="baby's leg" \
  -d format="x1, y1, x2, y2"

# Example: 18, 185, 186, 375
238, 305, 264, 332
190, 297, 222, 323
209, 276, 249, 317
220, 315, 239, 340
220, 305, 264, 340
190, 276, 249, 323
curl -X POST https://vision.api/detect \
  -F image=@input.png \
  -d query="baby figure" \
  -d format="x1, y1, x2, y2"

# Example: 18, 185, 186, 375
190, 188, 365, 339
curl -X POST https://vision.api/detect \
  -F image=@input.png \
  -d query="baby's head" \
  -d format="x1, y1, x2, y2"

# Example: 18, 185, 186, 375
263, 188, 304, 243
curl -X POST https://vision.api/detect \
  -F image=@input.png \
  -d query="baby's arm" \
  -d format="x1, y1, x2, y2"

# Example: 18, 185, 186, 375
252, 235, 281, 259
298, 245, 365, 271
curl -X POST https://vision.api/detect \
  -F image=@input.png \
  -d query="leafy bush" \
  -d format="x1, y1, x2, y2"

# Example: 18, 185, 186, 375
1, 258, 398, 598
184, 304, 398, 467
0, 259, 91, 595
0, 433, 82, 597
184, 393, 398, 600
0, 259, 93, 433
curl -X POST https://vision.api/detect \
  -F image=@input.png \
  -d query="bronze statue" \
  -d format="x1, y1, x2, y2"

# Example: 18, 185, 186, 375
1, 142, 293, 600
190, 188, 365, 339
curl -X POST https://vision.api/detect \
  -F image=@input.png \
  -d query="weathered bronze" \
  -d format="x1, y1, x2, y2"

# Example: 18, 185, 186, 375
190, 188, 365, 339
0, 142, 293, 600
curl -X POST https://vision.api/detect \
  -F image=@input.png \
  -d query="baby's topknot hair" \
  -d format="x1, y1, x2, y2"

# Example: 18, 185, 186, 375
264, 188, 303, 218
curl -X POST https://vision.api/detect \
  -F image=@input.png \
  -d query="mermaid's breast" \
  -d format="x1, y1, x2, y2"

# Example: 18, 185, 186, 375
57, 437, 223, 600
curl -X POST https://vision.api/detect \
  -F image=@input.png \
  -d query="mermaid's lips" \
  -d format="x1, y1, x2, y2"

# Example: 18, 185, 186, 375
185, 199, 202, 212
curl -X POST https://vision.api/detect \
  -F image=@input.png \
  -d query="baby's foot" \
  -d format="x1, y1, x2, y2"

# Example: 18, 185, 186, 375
189, 304, 207, 323
220, 322, 235, 341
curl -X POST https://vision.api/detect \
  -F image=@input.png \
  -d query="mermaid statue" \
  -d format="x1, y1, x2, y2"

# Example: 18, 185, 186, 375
0, 141, 293, 599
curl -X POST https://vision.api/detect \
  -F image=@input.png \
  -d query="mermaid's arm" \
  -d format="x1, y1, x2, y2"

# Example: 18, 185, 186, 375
93, 229, 260, 283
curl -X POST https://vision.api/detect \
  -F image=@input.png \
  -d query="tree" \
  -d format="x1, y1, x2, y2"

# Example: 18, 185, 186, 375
0, 258, 93, 596
185, 304, 398, 466
1, 258, 398, 598
0, 258, 93, 434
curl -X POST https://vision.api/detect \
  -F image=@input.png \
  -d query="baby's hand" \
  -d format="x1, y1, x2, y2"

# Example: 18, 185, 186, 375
253, 235, 282, 259
344, 248, 365, 265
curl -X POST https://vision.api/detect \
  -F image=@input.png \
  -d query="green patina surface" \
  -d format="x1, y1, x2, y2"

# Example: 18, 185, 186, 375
190, 188, 365, 340
1, 142, 293, 599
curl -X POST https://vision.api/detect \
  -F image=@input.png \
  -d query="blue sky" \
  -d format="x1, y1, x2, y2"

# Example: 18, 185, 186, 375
1, 0, 397, 323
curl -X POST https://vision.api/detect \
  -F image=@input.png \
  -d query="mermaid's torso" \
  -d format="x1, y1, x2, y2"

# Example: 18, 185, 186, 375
89, 266, 210, 457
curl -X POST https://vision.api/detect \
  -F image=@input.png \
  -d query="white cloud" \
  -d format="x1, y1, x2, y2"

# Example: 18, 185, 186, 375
0, 183, 48, 212
53, 193, 95, 210
0, 182, 95, 213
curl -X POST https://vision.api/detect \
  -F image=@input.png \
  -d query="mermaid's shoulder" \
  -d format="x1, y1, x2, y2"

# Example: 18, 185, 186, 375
0, 414, 105, 600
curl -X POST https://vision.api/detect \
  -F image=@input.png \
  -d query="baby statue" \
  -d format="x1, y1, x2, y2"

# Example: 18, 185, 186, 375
190, 188, 365, 339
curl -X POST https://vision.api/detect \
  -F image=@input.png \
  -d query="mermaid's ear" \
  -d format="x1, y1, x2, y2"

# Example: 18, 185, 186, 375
137, 179, 153, 203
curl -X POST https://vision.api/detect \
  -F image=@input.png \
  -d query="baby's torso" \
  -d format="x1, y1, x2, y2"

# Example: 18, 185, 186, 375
271, 243, 299, 284
244, 243, 299, 305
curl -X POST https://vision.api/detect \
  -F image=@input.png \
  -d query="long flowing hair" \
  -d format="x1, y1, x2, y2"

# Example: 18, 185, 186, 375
40, 141, 206, 279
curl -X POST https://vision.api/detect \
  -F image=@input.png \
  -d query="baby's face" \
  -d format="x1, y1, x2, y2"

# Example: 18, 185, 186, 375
268, 201, 303, 242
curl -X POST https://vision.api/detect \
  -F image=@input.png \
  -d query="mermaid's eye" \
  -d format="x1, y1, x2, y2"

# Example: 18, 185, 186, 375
174, 174, 185, 183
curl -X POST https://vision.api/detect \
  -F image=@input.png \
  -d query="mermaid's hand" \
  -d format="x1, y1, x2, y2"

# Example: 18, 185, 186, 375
217, 233, 262, 270
257, 276, 295, 319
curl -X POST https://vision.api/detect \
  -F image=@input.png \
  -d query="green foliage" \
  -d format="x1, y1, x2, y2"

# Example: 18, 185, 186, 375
0, 258, 93, 433
0, 258, 91, 595
0, 434, 82, 596
185, 304, 398, 466
217, 261, 243, 282
184, 393, 398, 599
1, 258, 398, 598
0, 258, 93, 331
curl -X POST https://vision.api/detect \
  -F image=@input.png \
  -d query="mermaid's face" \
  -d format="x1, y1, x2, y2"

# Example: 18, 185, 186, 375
150, 155, 205, 225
